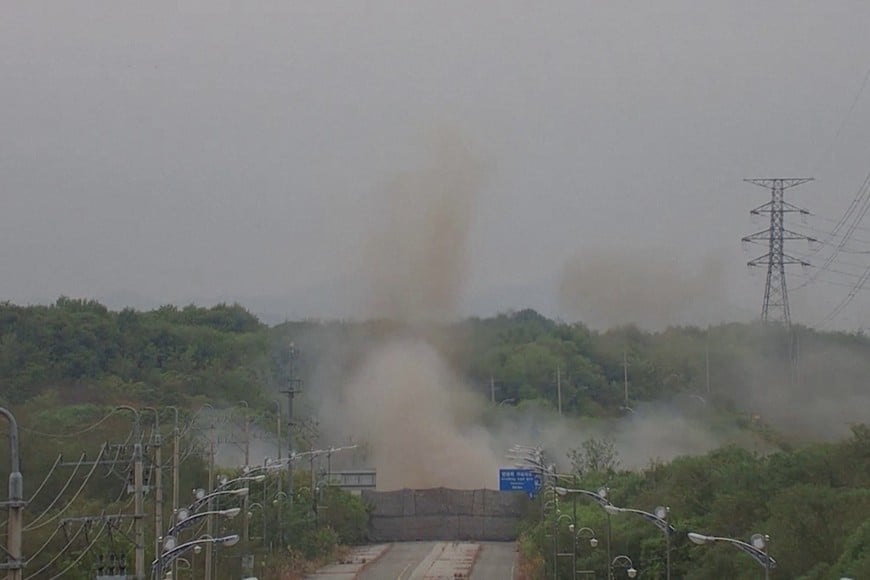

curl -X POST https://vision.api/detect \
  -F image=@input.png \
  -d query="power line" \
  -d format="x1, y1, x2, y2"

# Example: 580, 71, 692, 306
23, 452, 88, 530
790, 272, 870, 292
47, 520, 107, 580
792, 170, 870, 291
796, 224, 870, 247
814, 266, 870, 328
20, 409, 122, 438
25, 445, 109, 532
23, 517, 88, 579
810, 212, 870, 236
813, 63, 870, 172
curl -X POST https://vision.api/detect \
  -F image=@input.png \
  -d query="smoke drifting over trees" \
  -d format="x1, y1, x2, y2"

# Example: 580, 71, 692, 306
298, 134, 870, 491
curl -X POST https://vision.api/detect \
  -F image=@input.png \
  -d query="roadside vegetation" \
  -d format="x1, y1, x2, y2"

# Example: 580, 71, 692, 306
520, 427, 870, 578
0, 299, 868, 577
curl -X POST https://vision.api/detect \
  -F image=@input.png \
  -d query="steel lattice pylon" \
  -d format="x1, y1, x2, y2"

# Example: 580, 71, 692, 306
742, 178, 815, 328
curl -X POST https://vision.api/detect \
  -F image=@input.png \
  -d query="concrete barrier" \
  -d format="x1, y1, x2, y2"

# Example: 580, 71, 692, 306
361, 488, 530, 542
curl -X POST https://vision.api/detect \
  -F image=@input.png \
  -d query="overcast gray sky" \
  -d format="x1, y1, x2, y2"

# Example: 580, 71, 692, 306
2, 1, 870, 329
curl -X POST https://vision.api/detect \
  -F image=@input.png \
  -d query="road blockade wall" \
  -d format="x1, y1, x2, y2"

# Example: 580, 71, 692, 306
361, 487, 530, 542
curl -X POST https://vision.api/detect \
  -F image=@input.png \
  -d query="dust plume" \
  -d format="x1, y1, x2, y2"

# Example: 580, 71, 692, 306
488, 400, 738, 474
558, 249, 728, 329
728, 328, 870, 441
305, 134, 760, 491
364, 129, 486, 323
317, 129, 499, 489
343, 339, 499, 489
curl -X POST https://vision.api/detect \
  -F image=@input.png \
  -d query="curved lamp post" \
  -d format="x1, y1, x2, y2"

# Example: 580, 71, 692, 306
153, 534, 239, 579
606, 504, 675, 580
688, 531, 776, 579
272, 491, 290, 550
165, 557, 192, 580
569, 525, 598, 578
611, 555, 638, 579
247, 502, 264, 538
553, 513, 575, 578
213, 471, 264, 578
554, 486, 613, 578
183, 483, 248, 579
216, 473, 266, 493
190, 486, 250, 512
166, 507, 241, 537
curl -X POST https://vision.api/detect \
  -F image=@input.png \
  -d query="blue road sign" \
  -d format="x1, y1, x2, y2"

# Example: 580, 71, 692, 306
499, 468, 540, 494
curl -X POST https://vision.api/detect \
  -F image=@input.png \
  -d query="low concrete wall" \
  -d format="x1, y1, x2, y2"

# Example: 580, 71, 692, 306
361, 488, 530, 542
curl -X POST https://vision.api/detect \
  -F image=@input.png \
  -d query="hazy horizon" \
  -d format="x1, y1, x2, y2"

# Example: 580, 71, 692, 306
3, 1, 870, 330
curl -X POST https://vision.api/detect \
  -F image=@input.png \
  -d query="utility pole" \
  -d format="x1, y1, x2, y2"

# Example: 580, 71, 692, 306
239, 400, 254, 579
556, 366, 562, 417
282, 386, 299, 507
171, 407, 180, 580
113, 406, 146, 580
274, 400, 282, 462
242, 492, 253, 578
742, 178, 814, 329
204, 423, 215, 580
154, 425, 163, 574
133, 422, 145, 580
623, 348, 629, 407
0, 407, 24, 580
144, 408, 163, 574
239, 401, 251, 469
705, 341, 711, 396
280, 342, 301, 510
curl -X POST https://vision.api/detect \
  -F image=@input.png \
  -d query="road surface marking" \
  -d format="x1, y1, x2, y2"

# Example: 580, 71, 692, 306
396, 560, 414, 580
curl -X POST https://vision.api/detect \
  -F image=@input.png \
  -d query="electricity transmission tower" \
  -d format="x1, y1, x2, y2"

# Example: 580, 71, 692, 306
742, 178, 815, 329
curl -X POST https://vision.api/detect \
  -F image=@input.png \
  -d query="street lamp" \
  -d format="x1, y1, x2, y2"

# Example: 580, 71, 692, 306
166, 507, 241, 537
611, 555, 638, 578
568, 525, 598, 578
164, 557, 192, 580
190, 486, 250, 512
606, 504, 675, 580
217, 473, 267, 492
186, 482, 248, 580
156, 507, 241, 579
554, 486, 613, 578
553, 513, 575, 579
688, 531, 776, 579
213, 471, 264, 578
153, 534, 240, 578
271, 491, 290, 550
247, 503, 264, 535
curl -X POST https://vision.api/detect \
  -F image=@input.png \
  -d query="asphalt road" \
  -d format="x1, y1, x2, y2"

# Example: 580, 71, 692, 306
351, 541, 517, 580
356, 542, 440, 580
469, 542, 519, 580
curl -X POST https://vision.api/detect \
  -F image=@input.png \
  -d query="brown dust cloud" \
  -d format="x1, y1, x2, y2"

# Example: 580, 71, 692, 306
290, 131, 869, 491
305, 132, 727, 490
324, 130, 501, 489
